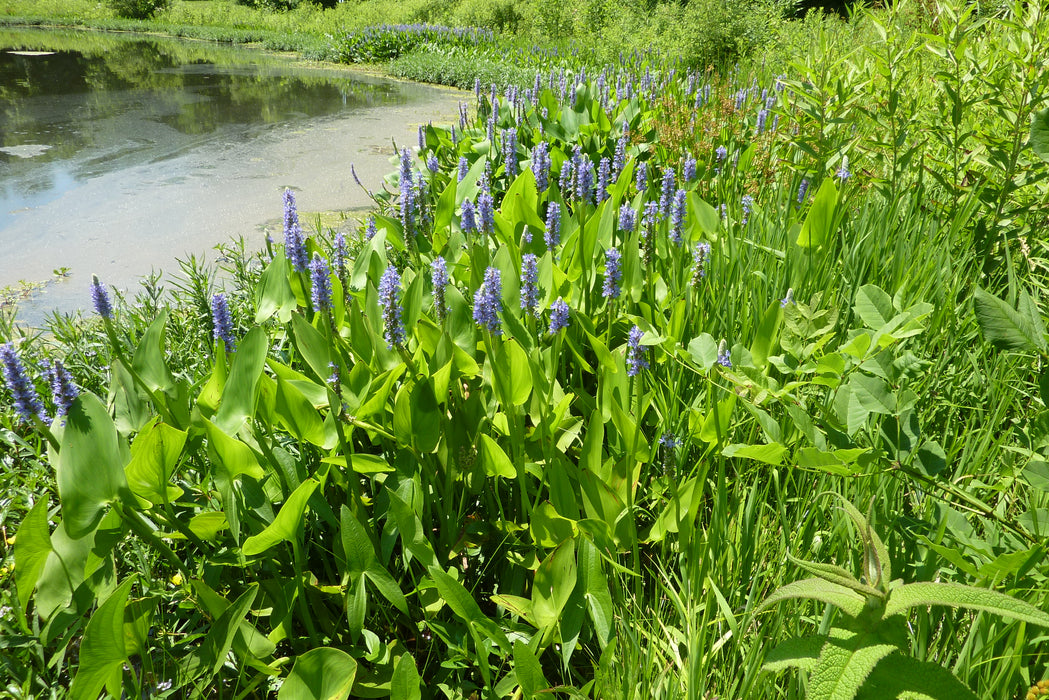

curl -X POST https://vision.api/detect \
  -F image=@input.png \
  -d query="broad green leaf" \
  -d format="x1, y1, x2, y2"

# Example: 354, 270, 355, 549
339, 506, 408, 615
131, 308, 175, 395
646, 477, 702, 543
503, 338, 533, 406
579, 536, 613, 648
531, 501, 576, 547
860, 654, 979, 699
757, 578, 867, 618
808, 631, 897, 700
255, 253, 296, 323
124, 418, 186, 506
849, 373, 896, 415
319, 454, 394, 474
278, 647, 357, 700
750, 301, 783, 369
699, 396, 736, 444
14, 498, 52, 613
180, 585, 258, 684
796, 177, 837, 248
275, 374, 332, 448
242, 479, 319, 556
292, 313, 333, 384
687, 333, 718, 370
390, 653, 422, 700
428, 565, 511, 651
68, 576, 136, 700
204, 419, 265, 481
532, 539, 577, 630
883, 582, 1049, 626
58, 393, 129, 539
513, 641, 549, 700
478, 434, 517, 478
190, 579, 276, 661
973, 286, 1045, 352
215, 327, 268, 435
1031, 106, 1049, 163
762, 635, 826, 674
853, 285, 894, 329
387, 490, 438, 570
409, 379, 441, 453
722, 442, 787, 466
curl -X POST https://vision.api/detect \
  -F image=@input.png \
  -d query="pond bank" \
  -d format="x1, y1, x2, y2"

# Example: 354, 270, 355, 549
0, 27, 466, 326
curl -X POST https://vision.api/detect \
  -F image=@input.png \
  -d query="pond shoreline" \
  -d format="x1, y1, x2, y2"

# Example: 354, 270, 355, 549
0, 25, 467, 327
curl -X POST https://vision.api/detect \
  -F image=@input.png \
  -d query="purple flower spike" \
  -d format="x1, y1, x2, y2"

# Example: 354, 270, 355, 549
626, 325, 649, 377
211, 293, 236, 352
431, 257, 449, 322
602, 248, 622, 299
798, 178, 810, 205
43, 358, 79, 418
90, 274, 112, 319
520, 253, 539, 316
458, 156, 470, 182
691, 242, 712, 286
461, 200, 478, 234
310, 253, 332, 314
0, 342, 46, 424
717, 340, 732, 368
379, 265, 406, 349
473, 266, 502, 335
683, 156, 697, 182
659, 168, 676, 218
477, 189, 495, 234
531, 141, 550, 192
837, 155, 851, 182
619, 204, 636, 233
671, 189, 687, 245
545, 202, 561, 251
548, 298, 570, 335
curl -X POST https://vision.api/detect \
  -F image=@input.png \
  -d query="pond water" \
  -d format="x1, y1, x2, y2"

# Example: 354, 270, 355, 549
0, 28, 464, 326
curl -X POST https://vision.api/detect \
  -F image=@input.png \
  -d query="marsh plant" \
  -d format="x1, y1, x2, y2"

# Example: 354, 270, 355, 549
2, 0, 1049, 698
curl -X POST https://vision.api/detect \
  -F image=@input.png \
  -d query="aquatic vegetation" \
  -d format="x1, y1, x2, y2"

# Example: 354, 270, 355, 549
3, 1, 1049, 698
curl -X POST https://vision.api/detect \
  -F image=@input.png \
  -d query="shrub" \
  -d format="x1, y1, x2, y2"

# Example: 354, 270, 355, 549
107, 0, 169, 20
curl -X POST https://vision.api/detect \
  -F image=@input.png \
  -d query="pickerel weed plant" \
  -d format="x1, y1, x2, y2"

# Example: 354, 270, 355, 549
758, 496, 1049, 699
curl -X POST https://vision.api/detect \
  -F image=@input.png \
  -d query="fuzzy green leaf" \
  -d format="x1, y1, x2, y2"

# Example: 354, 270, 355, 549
785, 553, 883, 598
758, 578, 867, 618
973, 287, 1045, 352
809, 631, 897, 700
762, 635, 827, 674
1031, 106, 1049, 163
859, 654, 979, 699
883, 582, 1049, 626
829, 495, 892, 586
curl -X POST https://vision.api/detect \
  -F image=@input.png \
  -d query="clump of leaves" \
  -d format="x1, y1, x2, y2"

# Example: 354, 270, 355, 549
757, 495, 1049, 699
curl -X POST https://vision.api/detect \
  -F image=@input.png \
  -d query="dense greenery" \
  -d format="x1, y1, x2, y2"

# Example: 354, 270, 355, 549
3, 0, 1049, 698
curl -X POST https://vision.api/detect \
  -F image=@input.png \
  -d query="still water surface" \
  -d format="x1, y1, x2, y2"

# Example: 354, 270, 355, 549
0, 28, 463, 325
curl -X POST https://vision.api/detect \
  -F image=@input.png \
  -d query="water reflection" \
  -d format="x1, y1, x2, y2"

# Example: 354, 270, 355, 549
0, 28, 464, 326
0, 28, 414, 226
